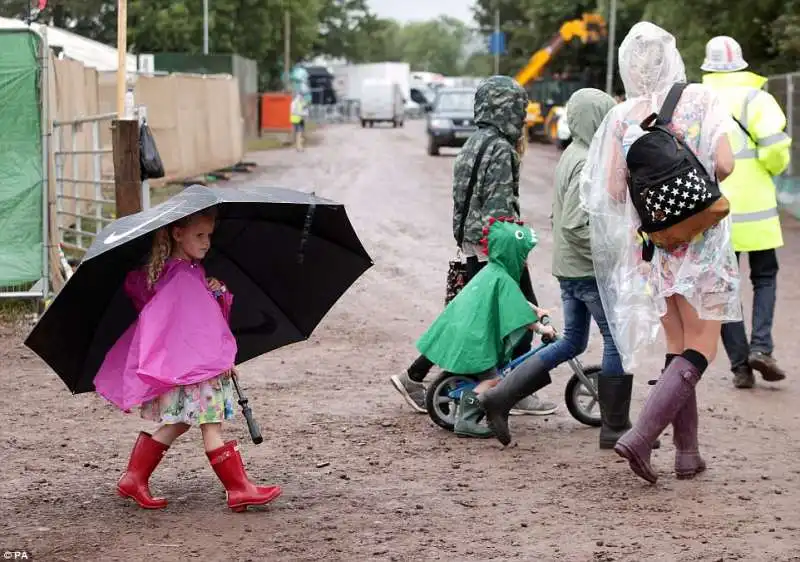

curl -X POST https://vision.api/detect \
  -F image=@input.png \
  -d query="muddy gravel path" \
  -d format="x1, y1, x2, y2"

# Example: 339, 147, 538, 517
2, 120, 800, 561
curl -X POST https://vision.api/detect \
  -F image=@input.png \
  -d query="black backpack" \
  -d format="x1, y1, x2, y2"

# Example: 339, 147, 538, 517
626, 82, 730, 261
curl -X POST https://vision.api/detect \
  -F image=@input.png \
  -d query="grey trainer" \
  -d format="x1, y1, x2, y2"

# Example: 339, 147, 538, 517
509, 393, 558, 416
390, 372, 427, 413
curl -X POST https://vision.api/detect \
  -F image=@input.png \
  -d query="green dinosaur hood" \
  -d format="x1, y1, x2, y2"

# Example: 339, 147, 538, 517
474, 76, 529, 143
482, 218, 538, 282
415, 218, 538, 374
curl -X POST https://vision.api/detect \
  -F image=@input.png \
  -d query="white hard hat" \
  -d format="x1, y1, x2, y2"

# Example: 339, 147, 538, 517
701, 36, 748, 72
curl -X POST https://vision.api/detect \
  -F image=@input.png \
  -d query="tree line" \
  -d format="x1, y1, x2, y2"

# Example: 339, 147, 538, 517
472, 0, 799, 90
0, 0, 796, 91
0, 0, 488, 89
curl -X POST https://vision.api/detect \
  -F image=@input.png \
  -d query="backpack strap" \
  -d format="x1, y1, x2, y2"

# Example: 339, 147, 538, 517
639, 227, 655, 262
656, 82, 689, 125
639, 82, 689, 128
731, 114, 757, 145
456, 135, 494, 248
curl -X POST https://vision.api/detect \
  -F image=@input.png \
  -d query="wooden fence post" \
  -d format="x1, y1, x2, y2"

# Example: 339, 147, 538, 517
112, 119, 141, 218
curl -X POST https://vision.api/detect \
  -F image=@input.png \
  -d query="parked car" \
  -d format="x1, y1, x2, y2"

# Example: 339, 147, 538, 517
360, 79, 405, 128
425, 87, 477, 156
406, 86, 434, 118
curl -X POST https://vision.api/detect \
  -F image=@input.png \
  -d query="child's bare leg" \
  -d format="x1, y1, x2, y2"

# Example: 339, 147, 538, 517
200, 422, 225, 452
474, 378, 500, 394
152, 423, 190, 446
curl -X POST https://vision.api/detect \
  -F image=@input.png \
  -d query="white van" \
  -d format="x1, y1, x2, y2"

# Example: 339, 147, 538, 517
359, 79, 405, 128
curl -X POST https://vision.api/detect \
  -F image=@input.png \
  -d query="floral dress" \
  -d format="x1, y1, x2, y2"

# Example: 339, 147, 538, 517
609, 90, 741, 322
642, 101, 740, 320
127, 259, 237, 426
140, 370, 236, 425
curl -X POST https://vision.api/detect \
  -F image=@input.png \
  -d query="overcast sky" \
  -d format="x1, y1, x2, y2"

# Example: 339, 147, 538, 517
368, 0, 476, 24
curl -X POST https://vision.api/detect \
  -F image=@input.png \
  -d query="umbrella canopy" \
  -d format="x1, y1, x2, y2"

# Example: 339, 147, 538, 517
25, 184, 373, 394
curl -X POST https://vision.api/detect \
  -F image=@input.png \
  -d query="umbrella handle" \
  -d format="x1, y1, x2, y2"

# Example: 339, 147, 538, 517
231, 371, 263, 445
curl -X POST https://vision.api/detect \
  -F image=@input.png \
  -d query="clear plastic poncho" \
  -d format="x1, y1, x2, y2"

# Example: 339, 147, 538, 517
579, 22, 741, 371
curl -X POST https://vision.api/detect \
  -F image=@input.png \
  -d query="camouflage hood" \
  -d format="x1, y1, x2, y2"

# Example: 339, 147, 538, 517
474, 76, 528, 143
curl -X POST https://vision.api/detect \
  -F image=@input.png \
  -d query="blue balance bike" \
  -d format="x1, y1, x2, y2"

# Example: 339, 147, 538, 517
424, 318, 602, 432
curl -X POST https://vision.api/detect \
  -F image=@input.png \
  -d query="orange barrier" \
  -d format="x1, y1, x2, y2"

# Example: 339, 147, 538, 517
260, 92, 292, 131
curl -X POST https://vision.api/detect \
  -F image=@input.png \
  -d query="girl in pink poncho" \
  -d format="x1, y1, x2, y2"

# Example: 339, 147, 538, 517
95, 208, 281, 512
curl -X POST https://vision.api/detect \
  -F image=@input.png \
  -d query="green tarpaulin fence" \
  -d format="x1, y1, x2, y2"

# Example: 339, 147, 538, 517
0, 29, 43, 288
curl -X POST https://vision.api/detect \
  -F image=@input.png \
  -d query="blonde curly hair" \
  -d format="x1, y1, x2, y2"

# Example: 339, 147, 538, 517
146, 227, 172, 289
145, 207, 218, 289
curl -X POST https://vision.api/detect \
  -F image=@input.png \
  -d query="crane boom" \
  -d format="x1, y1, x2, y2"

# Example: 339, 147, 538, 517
514, 13, 606, 88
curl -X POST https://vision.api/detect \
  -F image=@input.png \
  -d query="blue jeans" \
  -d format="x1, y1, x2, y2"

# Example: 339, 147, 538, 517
536, 279, 624, 376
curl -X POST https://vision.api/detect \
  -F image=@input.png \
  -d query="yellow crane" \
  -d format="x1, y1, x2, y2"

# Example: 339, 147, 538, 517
514, 13, 607, 143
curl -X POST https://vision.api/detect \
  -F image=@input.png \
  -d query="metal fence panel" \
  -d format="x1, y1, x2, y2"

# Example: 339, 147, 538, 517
308, 101, 361, 124
52, 113, 117, 263
767, 72, 799, 216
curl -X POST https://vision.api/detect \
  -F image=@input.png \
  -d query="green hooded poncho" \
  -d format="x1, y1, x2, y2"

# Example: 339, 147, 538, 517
416, 219, 539, 374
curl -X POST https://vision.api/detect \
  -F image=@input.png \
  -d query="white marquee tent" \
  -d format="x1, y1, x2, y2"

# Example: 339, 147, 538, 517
0, 16, 137, 72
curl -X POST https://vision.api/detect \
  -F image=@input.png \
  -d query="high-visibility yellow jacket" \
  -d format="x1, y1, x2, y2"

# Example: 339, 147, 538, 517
702, 71, 792, 252
290, 97, 306, 124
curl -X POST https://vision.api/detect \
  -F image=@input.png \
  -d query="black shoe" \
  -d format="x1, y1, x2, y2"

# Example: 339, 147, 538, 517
748, 352, 786, 382
732, 365, 756, 388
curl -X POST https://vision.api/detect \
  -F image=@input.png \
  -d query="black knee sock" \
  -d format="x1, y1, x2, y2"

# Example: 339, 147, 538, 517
407, 355, 433, 382
680, 349, 709, 374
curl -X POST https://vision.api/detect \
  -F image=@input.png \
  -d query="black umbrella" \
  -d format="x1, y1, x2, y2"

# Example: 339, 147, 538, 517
25, 184, 373, 395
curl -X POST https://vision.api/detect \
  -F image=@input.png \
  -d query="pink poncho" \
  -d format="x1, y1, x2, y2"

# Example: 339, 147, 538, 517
93, 258, 237, 410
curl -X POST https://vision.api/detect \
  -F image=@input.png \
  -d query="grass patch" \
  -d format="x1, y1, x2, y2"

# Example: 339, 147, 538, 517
0, 298, 39, 327
247, 135, 290, 151
150, 183, 188, 207
247, 121, 321, 152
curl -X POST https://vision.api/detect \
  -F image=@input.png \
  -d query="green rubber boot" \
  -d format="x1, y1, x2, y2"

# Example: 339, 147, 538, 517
454, 390, 495, 439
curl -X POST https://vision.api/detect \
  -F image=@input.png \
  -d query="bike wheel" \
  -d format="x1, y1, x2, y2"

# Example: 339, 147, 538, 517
564, 365, 602, 427
425, 371, 479, 432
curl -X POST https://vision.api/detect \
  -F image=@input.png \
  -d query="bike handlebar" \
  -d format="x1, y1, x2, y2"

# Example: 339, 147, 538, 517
539, 315, 557, 344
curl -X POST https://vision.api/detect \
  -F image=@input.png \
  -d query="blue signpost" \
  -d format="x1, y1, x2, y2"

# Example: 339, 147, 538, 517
488, 31, 506, 55
488, 27, 505, 74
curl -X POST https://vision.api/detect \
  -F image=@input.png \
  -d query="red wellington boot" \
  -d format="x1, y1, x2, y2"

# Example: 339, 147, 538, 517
117, 431, 170, 509
206, 441, 282, 512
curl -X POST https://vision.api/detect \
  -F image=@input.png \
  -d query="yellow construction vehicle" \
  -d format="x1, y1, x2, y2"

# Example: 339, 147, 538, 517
514, 13, 607, 143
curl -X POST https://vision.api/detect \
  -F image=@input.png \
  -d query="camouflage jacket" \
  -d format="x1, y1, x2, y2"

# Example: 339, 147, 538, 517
452, 76, 528, 247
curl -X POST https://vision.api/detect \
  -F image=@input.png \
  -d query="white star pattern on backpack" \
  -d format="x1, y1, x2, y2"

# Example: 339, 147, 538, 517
645, 170, 712, 222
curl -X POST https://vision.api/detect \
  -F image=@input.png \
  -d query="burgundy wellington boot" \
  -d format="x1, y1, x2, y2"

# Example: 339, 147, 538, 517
672, 387, 707, 479
117, 431, 170, 509
614, 356, 702, 484
206, 441, 282, 512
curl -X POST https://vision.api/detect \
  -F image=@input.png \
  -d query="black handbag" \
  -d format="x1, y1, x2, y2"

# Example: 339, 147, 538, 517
445, 255, 467, 306
139, 119, 165, 180
445, 136, 492, 305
